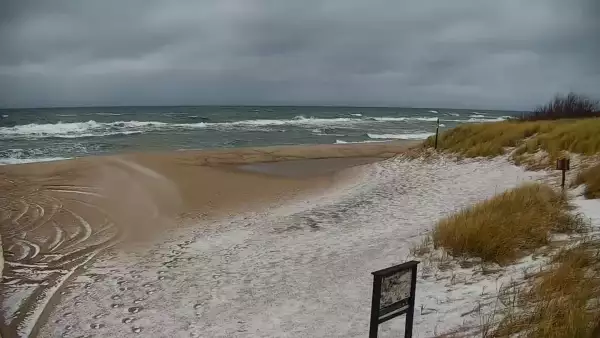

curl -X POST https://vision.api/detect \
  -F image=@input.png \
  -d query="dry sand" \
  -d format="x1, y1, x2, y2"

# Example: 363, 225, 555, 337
0, 141, 417, 337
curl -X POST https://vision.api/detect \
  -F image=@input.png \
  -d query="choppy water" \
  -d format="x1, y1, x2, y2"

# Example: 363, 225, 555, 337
0, 106, 518, 164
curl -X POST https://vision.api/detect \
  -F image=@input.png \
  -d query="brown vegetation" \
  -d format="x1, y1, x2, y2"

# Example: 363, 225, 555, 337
425, 118, 600, 159
432, 184, 584, 265
575, 163, 600, 199
494, 242, 600, 337
521, 92, 600, 121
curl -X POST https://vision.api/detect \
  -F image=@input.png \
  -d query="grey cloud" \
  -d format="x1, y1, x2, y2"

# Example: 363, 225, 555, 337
0, 0, 599, 109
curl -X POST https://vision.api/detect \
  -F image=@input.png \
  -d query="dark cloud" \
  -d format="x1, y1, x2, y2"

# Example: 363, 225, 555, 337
0, 0, 598, 109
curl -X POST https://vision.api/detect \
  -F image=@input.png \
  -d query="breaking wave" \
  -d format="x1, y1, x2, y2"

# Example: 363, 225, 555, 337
0, 114, 512, 140
367, 133, 435, 140
334, 139, 389, 144
0, 149, 70, 165
0, 120, 208, 139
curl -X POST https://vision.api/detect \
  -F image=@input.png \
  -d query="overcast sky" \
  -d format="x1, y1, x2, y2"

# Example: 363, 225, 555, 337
0, 0, 598, 109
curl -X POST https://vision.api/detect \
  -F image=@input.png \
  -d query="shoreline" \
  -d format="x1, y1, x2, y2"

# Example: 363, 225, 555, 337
0, 140, 422, 168
0, 141, 420, 222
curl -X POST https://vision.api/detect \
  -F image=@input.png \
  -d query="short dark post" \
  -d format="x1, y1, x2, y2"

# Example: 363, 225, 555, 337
404, 266, 418, 338
556, 158, 570, 190
434, 118, 440, 149
369, 276, 382, 338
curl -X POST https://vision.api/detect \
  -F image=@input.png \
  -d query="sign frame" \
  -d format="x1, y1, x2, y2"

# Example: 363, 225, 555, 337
369, 260, 419, 338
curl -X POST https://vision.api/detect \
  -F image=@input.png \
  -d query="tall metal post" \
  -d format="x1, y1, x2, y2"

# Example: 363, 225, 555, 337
434, 118, 440, 149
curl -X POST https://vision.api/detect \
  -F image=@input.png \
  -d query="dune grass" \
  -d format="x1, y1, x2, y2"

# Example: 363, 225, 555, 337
425, 118, 600, 159
432, 183, 584, 265
575, 163, 600, 199
494, 242, 600, 337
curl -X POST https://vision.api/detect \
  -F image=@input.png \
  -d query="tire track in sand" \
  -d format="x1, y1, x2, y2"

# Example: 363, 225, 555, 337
1, 159, 175, 338
0, 183, 118, 338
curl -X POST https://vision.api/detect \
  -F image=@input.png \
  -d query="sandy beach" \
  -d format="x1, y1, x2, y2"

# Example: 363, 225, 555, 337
0, 141, 417, 337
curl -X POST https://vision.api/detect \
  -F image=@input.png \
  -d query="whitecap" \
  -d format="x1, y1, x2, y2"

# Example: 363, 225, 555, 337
370, 117, 439, 122
0, 157, 70, 165
334, 139, 388, 144
0, 120, 208, 139
367, 133, 435, 140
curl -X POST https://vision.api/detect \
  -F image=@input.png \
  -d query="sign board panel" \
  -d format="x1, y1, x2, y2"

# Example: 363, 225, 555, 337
369, 260, 419, 338
380, 269, 411, 310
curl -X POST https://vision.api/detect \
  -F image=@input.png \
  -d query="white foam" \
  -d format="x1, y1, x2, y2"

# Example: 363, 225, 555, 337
428, 110, 439, 114
444, 116, 509, 123
1, 114, 8, 118
370, 117, 439, 122
350, 113, 363, 117
0, 120, 208, 139
367, 132, 435, 140
334, 139, 389, 144
0, 157, 70, 165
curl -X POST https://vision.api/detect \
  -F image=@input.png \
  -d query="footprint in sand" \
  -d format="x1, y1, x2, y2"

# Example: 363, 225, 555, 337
122, 317, 134, 324
111, 295, 121, 300
132, 327, 143, 333
92, 313, 106, 319
133, 298, 144, 304
111, 303, 123, 309
90, 323, 105, 329
128, 306, 143, 314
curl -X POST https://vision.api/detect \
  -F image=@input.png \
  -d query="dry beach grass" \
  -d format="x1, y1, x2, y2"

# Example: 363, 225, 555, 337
431, 183, 584, 265
576, 163, 600, 200
494, 242, 600, 338
425, 118, 600, 161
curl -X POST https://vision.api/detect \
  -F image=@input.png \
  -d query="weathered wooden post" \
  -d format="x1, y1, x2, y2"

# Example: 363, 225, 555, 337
556, 158, 570, 190
369, 260, 419, 338
434, 118, 440, 149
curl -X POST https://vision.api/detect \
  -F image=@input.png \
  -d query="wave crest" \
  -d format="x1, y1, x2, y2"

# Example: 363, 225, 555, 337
367, 133, 435, 140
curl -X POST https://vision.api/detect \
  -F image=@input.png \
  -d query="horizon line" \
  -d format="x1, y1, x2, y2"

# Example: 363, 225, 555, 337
0, 103, 527, 112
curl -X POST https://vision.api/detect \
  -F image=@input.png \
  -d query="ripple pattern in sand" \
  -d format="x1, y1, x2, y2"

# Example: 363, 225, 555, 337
0, 181, 121, 338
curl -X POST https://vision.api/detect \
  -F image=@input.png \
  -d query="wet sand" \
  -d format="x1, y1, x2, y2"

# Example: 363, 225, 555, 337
0, 141, 418, 337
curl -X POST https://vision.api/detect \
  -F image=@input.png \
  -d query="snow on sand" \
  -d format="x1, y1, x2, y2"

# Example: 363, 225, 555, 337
39, 156, 544, 337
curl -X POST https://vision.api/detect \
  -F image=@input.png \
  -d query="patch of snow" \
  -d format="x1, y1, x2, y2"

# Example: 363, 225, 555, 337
38, 156, 544, 337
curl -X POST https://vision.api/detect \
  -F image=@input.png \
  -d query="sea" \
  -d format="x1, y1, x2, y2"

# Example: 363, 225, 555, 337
0, 106, 519, 165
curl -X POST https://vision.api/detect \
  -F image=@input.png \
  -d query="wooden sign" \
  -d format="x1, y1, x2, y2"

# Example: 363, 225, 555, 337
556, 158, 570, 189
556, 158, 570, 171
369, 260, 419, 338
